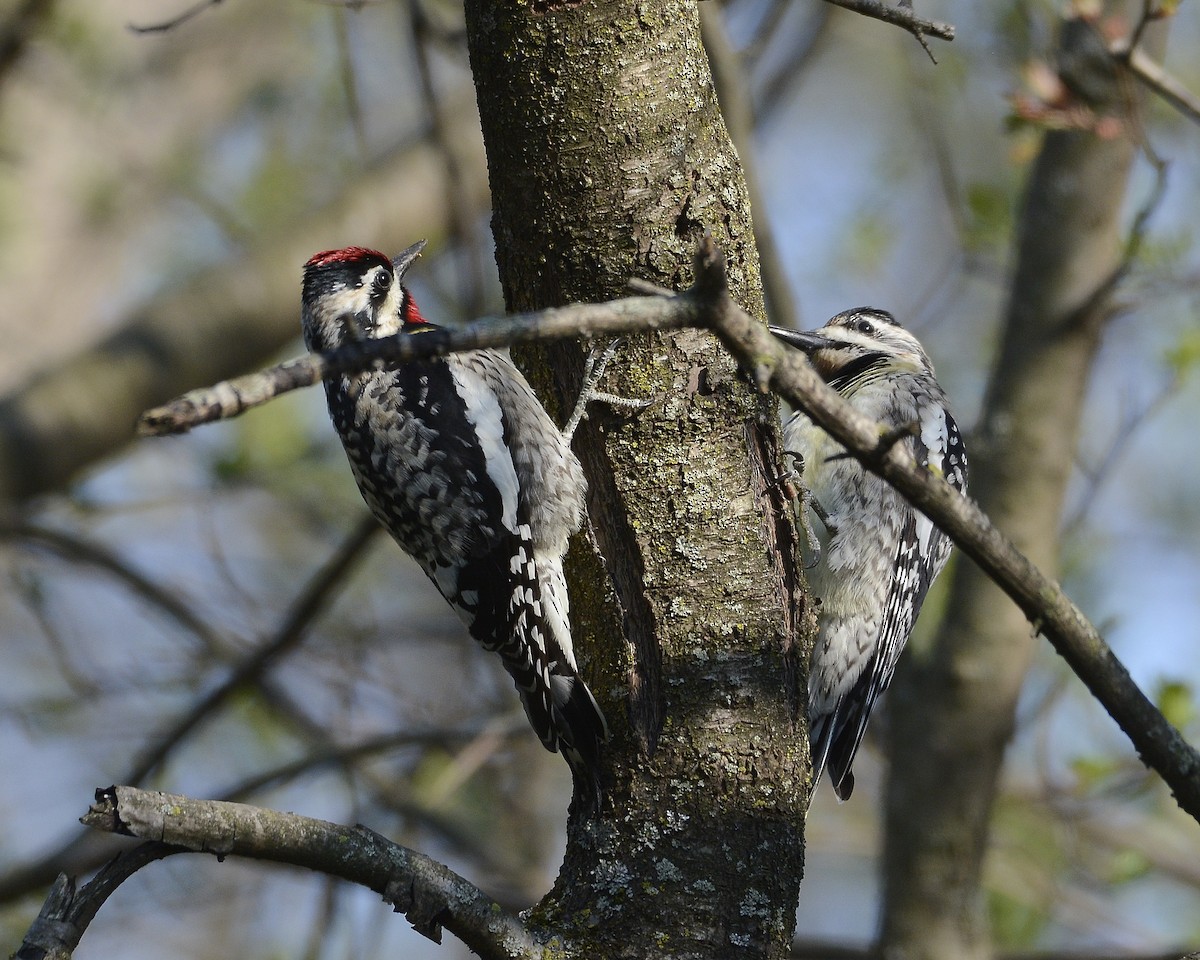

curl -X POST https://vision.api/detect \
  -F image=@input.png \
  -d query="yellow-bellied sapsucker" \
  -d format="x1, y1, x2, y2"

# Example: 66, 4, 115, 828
301, 242, 609, 809
771, 308, 968, 801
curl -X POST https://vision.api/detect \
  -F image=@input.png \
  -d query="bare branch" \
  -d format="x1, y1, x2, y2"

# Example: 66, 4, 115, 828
1107, 2, 1200, 125
0, 520, 518, 910
408, 1, 489, 318
821, 0, 954, 46
699, 4, 801, 332
217, 717, 528, 803
123, 514, 380, 784
137, 294, 707, 435
219, 691, 539, 886
127, 0, 223, 34
1064, 374, 1180, 534
79, 786, 540, 960
332, 3, 368, 158
14, 845, 183, 960
1121, 45, 1200, 125
0, 517, 223, 656
755, 4, 833, 125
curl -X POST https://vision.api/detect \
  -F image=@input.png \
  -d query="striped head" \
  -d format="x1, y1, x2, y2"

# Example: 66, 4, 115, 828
300, 240, 429, 353
770, 308, 936, 395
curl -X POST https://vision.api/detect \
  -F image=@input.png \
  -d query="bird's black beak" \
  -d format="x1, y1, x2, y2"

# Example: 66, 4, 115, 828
392, 240, 427, 280
768, 325, 827, 354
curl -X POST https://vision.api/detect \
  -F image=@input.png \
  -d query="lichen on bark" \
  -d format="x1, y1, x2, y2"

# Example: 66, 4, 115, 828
463, 1, 810, 956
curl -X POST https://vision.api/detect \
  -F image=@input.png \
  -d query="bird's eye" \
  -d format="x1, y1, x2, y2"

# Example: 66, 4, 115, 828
855, 318, 875, 335
370, 270, 392, 298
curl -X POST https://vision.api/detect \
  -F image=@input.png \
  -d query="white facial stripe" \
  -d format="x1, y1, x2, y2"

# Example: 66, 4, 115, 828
313, 264, 397, 332
819, 324, 932, 374
820, 328, 878, 351
320, 283, 372, 319
371, 274, 406, 337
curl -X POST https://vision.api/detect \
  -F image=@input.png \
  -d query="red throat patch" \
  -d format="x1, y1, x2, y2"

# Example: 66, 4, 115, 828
402, 291, 428, 327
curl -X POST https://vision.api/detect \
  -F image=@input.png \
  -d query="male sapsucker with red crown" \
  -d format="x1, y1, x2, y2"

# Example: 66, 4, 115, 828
302, 241, 609, 810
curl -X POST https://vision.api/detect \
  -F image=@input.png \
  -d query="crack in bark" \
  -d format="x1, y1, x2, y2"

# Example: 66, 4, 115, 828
578, 413, 664, 757
743, 416, 809, 727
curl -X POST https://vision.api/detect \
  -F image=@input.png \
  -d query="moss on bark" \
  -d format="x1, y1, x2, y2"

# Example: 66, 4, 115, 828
464, 1, 811, 956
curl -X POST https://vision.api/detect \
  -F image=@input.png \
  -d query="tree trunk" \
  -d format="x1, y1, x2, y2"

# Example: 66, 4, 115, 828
463, 2, 811, 956
879, 11, 1153, 960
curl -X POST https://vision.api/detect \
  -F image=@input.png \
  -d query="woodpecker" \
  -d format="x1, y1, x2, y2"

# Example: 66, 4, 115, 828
301, 241, 609, 809
770, 308, 967, 801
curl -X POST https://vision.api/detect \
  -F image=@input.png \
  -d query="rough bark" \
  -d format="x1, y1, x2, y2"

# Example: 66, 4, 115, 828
879, 13, 1151, 960
463, 2, 810, 957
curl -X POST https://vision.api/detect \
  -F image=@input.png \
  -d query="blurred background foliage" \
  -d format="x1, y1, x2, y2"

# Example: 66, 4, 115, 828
1, 0, 1199, 958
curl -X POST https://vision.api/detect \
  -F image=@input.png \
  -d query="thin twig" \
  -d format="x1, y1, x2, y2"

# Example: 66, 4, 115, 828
821, 0, 954, 46
216, 717, 527, 802
408, 0, 487, 317
122, 514, 380, 784
742, 0, 796, 62
127, 0, 223, 34
0, 516, 224, 655
1123, 45, 1200, 125
755, 4, 834, 125
333, 2, 368, 159
14, 844, 184, 960
1108, 2, 1200, 125
700, 3, 801, 331
137, 294, 707, 435
250, 681, 538, 889
1061, 142, 1168, 335
1063, 375, 1180, 535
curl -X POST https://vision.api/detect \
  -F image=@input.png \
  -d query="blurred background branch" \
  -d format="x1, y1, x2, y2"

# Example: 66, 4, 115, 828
3, 0, 1200, 958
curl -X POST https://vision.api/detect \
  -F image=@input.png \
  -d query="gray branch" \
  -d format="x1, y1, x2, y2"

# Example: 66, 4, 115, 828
821, 0, 954, 44
1120, 44, 1200, 124
15, 843, 183, 960
137, 293, 710, 435
76, 785, 541, 960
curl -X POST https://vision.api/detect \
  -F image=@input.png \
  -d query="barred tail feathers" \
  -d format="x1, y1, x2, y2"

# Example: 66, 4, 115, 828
549, 672, 608, 811
505, 535, 609, 808
808, 711, 834, 799
809, 675, 876, 802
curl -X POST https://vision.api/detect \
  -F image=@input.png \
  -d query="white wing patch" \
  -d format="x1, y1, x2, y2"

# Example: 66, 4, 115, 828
919, 405, 949, 471
450, 363, 521, 535
914, 512, 936, 558
916, 405, 951, 554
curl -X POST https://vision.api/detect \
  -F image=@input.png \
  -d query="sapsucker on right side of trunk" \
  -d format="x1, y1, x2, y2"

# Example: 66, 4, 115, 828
771, 308, 968, 801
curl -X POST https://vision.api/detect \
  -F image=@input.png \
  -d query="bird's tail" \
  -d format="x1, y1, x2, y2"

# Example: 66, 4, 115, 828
546, 672, 609, 813
808, 708, 856, 801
